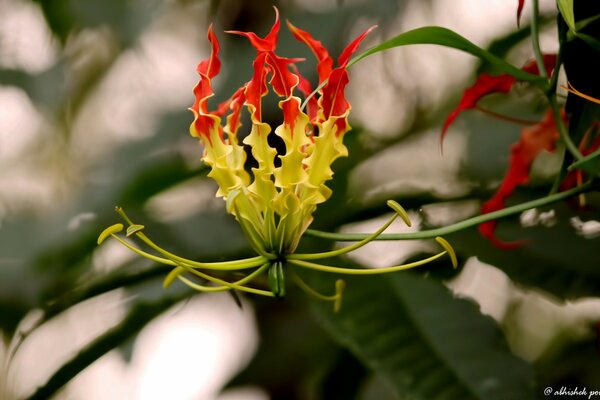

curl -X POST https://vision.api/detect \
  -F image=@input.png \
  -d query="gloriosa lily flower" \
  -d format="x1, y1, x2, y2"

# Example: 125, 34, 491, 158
98, 9, 457, 309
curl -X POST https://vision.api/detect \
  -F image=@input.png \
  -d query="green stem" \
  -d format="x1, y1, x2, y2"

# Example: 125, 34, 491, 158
305, 181, 595, 241
531, 0, 548, 79
548, 95, 584, 160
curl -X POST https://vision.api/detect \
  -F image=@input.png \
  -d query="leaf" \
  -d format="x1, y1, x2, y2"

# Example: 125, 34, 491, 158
348, 26, 544, 83
557, 0, 576, 31
25, 293, 188, 400
569, 148, 600, 174
310, 272, 536, 400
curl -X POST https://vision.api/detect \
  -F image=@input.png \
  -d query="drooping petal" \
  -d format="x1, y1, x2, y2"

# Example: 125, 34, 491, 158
226, 7, 280, 52
517, 0, 525, 27
287, 21, 333, 84
441, 73, 517, 141
190, 25, 222, 142
337, 25, 377, 67
441, 54, 557, 143
245, 52, 269, 121
479, 109, 561, 248
265, 53, 302, 99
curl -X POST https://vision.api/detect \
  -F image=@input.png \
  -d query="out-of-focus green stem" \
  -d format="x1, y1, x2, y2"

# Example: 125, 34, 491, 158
531, 0, 548, 78
305, 181, 595, 242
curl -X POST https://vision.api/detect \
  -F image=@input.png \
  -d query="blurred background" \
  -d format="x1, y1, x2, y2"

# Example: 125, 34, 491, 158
1, 0, 600, 399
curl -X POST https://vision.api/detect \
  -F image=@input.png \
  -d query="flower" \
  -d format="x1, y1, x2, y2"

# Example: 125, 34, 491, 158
190, 8, 376, 256
98, 9, 457, 308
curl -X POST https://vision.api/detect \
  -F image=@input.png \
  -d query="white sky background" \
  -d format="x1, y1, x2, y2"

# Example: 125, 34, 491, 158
0, 0, 594, 399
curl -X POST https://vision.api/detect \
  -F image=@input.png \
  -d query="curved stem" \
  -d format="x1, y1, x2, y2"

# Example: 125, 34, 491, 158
288, 251, 447, 275
548, 95, 584, 160
305, 181, 596, 241
530, 0, 548, 79
288, 214, 398, 260
289, 270, 341, 302
475, 106, 538, 125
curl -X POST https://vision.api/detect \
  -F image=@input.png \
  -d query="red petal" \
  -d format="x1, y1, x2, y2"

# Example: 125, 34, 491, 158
287, 21, 333, 84
479, 109, 560, 248
197, 25, 221, 79
265, 53, 301, 99
226, 7, 280, 52
441, 73, 517, 142
321, 67, 350, 125
337, 25, 377, 67
190, 25, 222, 140
517, 0, 525, 27
245, 52, 269, 120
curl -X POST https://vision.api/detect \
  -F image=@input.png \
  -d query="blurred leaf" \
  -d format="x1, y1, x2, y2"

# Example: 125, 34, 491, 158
34, 0, 160, 45
25, 292, 188, 400
310, 272, 536, 400
569, 148, 600, 175
227, 295, 339, 399
476, 16, 554, 75
349, 26, 544, 83
558, 0, 576, 31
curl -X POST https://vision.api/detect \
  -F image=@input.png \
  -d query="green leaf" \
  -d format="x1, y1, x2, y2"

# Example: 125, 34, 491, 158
557, 0, 576, 31
348, 26, 544, 84
310, 272, 536, 400
569, 148, 600, 174
25, 293, 188, 400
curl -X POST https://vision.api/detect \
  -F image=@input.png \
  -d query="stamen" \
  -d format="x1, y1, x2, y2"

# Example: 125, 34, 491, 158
562, 82, 600, 105
290, 200, 413, 261
165, 262, 271, 292
108, 232, 266, 271
289, 213, 398, 260
288, 251, 448, 275
290, 271, 345, 312
126, 224, 145, 237
387, 200, 412, 226
178, 275, 275, 297
435, 236, 458, 268
170, 259, 272, 295
98, 224, 124, 244
113, 206, 268, 269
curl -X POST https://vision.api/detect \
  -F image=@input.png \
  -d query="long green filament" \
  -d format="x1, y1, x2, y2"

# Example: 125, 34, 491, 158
289, 214, 398, 260
288, 251, 447, 275
178, 275, 275, 297
114, 207, 268, 270
290, 271, 345, 312
167, 262, 271, 294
